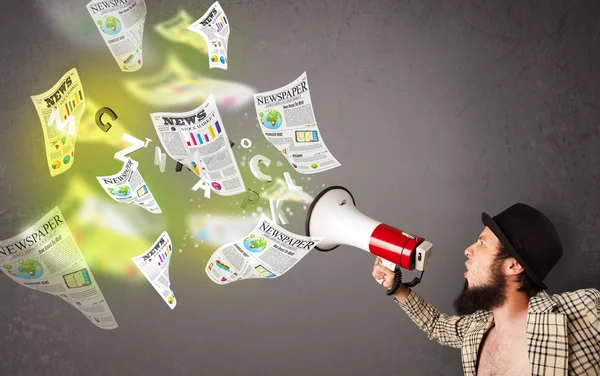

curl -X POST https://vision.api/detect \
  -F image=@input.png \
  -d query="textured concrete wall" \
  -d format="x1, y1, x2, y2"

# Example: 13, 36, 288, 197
1, 0, 599, 375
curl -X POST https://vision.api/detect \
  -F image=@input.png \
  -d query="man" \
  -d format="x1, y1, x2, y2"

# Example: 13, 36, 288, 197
372, 203, 600, 375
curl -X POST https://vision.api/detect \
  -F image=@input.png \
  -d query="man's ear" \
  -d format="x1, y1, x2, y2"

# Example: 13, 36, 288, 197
505, 258, 524, 276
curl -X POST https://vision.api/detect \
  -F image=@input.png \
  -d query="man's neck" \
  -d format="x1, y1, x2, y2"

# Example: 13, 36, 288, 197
491, 291, 530, 331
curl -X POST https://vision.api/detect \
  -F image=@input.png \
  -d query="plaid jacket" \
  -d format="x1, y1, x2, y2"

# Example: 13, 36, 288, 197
396, 288, 600, 375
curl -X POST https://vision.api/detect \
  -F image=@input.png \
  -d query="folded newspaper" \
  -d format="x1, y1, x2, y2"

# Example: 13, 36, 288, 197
253, 72, 341, 174
131, 231, 177, 309
187, 1, 230, 70
96, 157, 162, 213
0, 207, 118, 329
154, 9, 207, 54
150, 94, 246, 196
206, 216, 323, 284
86, 0, 147, 72
30, 68, 85, 177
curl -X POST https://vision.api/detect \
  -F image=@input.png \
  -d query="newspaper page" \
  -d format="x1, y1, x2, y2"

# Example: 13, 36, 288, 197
96, 157, 162, 214
86, 0, 147, 72
0, 207, 118, 329
187, 1, 230, 70
123, 54, 254, 108
253, 72, 341, 174
150, 94, 246, 196
30, 68, 85, 177
154, 9, 207, 54
205, 216, 323, 284
131, 232, 177, 309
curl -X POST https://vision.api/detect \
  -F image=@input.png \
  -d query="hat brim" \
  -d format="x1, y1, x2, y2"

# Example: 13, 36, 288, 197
482, 212, 547, 290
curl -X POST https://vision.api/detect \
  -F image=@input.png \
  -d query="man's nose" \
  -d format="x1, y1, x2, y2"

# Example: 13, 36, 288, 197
464, 246, 473, 258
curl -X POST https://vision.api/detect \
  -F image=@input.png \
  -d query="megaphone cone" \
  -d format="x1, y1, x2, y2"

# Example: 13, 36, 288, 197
305, 186, 432, 271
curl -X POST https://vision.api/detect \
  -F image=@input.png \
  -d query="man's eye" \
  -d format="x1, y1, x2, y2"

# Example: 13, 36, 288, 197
479, 240, 484, 246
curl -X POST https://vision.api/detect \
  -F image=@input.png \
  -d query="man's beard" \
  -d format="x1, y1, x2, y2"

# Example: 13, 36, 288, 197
452, 260, 507, 315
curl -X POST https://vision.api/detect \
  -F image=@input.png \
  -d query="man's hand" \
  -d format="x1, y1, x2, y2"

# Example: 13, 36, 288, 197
372, 257, 396, 289
372, 257, 410, 302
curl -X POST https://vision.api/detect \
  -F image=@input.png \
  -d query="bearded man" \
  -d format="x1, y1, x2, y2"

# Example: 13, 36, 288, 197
372, 203, 600, 375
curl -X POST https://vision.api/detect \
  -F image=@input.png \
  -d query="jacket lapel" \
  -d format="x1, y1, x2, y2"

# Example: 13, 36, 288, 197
462, 314, 494, 376
526, 291, 568, 376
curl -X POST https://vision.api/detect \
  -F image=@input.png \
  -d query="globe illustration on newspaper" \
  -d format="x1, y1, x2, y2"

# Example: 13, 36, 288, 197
243, 234, 268, 253
97, 16, 122, 35
108, 185, 131, 197
259, 109, 283, 130
3, 259, 44, 279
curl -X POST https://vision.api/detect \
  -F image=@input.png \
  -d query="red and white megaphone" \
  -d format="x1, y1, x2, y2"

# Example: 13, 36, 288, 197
305, 186, 433, 288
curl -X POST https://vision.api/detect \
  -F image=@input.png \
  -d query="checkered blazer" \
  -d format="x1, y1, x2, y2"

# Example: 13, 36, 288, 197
396, 288, 600, 375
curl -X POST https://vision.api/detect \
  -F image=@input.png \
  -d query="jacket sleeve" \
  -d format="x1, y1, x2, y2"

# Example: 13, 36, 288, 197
395, 289, 480, 349
584, 288, 600, 340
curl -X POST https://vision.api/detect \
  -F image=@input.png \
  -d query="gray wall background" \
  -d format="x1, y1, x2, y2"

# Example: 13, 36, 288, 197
1, 0, 599, 375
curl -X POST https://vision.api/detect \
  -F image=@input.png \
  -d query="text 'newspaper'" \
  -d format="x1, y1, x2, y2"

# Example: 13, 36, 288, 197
0, 207, 118, 329
253, 72, 341, 174
206, 216, 322, 284
87, 0, 147, 72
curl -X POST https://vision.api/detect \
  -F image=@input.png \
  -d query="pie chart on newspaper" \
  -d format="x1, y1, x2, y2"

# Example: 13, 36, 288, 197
190, 161, 200, 175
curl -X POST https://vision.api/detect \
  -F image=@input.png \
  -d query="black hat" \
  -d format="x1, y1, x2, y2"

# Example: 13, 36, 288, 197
481, 203, 563, 289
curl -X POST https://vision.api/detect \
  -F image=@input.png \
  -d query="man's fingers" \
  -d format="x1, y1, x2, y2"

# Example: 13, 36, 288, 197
374, 264, 393, 275
373, 269, 386, 280
373, 259, 394, 287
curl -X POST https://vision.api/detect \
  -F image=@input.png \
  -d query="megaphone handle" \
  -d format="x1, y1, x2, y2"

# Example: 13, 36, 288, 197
385, 268, 425, 295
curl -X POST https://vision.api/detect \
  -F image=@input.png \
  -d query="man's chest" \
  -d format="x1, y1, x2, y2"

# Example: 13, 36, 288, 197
476, 327, 530, 376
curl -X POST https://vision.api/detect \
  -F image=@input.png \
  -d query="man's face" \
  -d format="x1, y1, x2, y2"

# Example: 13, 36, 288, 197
452, 226, 508, 315
463, 226, 501, 288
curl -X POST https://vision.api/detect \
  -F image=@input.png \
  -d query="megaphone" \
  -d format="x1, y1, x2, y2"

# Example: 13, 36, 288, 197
305, 186, 433, 290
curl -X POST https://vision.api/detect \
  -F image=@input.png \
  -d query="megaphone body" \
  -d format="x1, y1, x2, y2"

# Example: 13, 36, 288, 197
305, 186, 432, 272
